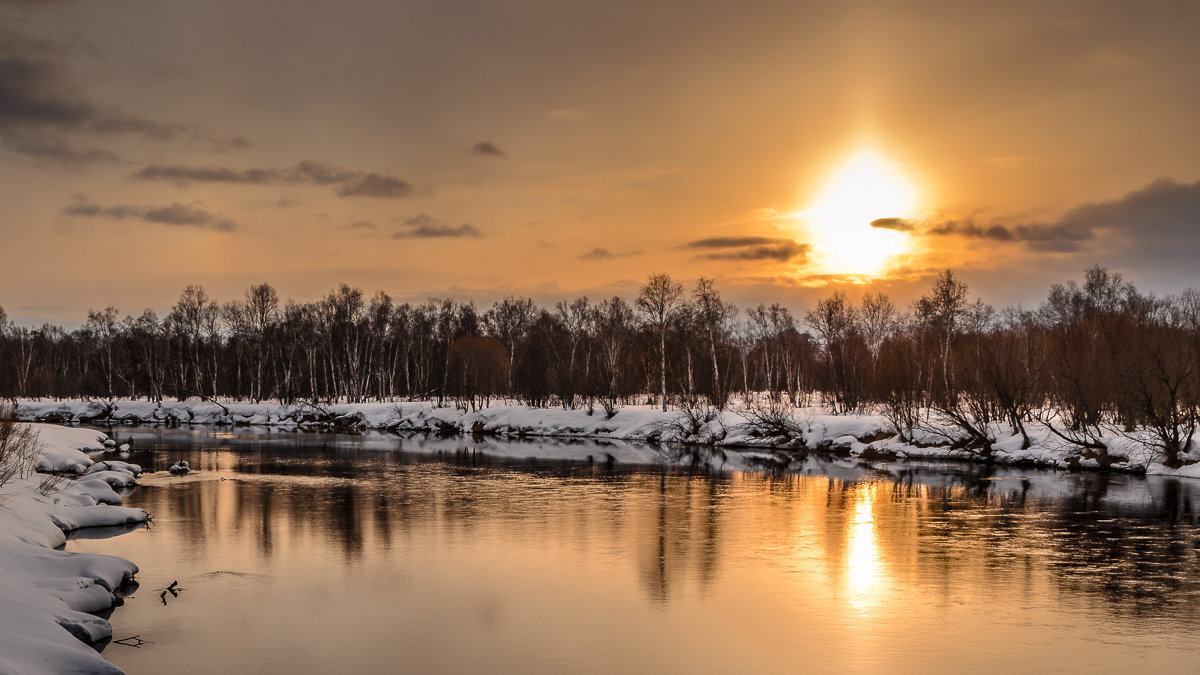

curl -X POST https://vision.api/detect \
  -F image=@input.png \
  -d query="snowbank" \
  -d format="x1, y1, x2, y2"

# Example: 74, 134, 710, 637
0, 423, 148, 675
12, 398, 1200, 478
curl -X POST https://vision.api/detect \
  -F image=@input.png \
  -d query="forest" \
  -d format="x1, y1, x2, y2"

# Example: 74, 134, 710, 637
1, 266, 1197, 464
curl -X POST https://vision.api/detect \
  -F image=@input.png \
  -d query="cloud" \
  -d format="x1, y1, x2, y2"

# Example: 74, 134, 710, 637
0, 19, 247, 162
0, 133, 117, 164
1057, 177, 1200, 240
470, 141, 505, 157
346, 220, 376, 230
704, 241, 810, 262
392, 213, 483, 239
335, 172, 413, 198
133, 160, 415, 199
870, 217, 916, 232
925, 220, 1093, 252
579, 247, 614, 261
62, 198, 235, 231
683, 236, 809, 262
685, 236, 789, 248
578, 247, 642, 261
899, 178, 1200, 257
133, 164, 281, 184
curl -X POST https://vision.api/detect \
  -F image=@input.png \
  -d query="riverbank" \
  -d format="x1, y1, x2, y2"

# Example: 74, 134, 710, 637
0, 423, 147, 675
13, 397, 1200, 479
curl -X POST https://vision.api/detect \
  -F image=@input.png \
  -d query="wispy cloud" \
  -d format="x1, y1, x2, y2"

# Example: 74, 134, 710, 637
0, 19, 247, 162
133, 160, 416, 199
470, 141, 505, 157
62, 198, 236, 231
578, 247, 642, 261
684, 236, 809, 262
392, 213, 483, 239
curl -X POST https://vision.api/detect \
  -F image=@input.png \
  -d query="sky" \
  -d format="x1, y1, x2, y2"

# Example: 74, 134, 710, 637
2, 0, 1199, 324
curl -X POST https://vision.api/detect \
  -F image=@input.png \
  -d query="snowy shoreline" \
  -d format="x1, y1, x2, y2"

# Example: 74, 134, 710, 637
12, 397, 1200, 480
0, 424, 147, 675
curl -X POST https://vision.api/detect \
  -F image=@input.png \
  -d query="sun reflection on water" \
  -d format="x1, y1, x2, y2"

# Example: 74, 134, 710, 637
845, 482, 884, 610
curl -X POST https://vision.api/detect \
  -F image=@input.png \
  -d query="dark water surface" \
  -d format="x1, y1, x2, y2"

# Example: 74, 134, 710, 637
69, 428, 1200, 674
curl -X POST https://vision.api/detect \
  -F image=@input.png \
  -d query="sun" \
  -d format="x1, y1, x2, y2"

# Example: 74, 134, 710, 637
795, 150, 918, 276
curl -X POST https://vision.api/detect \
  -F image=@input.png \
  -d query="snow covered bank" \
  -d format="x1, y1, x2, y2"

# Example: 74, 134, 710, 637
14, 398, 1199, 478
0, 423, 147, 675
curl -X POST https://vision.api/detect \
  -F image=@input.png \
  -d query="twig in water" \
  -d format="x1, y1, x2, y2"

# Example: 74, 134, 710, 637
114, 635, 150, 648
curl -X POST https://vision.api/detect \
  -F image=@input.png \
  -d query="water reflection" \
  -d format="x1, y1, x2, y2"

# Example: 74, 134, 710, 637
844, 483, 882, 610
69, 427, 1200, 674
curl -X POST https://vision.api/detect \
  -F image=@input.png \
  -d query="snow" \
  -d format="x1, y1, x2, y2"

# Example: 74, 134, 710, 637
30, 424, 109, 474
0, 423, 148, 675
10, 397, 1200, 478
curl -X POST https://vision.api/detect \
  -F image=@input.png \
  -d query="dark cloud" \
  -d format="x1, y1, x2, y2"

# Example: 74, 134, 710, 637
291, 159, 358, 185
394, 223, 483, 239
133, 160, 415, 199
925, 219, 1093, 252
470, 141, 505, 157
910, 178, 1200, 255
702, 241, 809, 262
0, 20, 247, 162
335, 172, 413, 198
62, 199, 236, 231
133, 164, 281, 184
683, 236, 809, 262
0, 133, 116, 164
685, 236, 786, 249
870, 217, 916, 232
1057, 178, 1200, 240
393, 213, 483, 238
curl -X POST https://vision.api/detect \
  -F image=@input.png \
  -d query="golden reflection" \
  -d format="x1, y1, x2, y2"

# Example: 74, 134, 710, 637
844, 482, 884, 610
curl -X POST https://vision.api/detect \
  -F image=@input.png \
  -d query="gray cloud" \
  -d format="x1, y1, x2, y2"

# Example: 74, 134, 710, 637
903, 178, 1200, 254
683, 236, 809, 262
1057, 177, 1200, 241
685, 236, 786, 249
870, 217, 916, 232
133, 164, 281, 184
335, 172, 413, 198
578, 247, 642, 261
924, 219, 1094, 252
392, 213, 483, 239
62, 199, 235, 231
0, 20, 247, 162
470, 141, 505, 157
0, 133, 117, 164
134, 160, 415, 199
702, 241, 809, 262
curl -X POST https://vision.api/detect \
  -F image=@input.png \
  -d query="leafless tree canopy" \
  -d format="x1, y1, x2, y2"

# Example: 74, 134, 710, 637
0, 265, 1197, 464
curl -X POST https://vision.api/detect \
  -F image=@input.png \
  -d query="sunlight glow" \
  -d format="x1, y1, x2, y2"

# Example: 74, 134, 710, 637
845, 483, 882, 610
797, 150, 918, 276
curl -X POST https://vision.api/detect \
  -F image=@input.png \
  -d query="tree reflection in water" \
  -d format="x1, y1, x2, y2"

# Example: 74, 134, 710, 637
74, 427, 1200, 674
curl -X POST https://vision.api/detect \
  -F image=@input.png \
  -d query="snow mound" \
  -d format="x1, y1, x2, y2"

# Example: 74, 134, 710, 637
1, 423, 148, 675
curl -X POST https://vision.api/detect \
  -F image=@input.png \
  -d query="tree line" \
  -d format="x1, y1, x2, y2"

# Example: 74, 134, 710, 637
0, 266, 1197, 464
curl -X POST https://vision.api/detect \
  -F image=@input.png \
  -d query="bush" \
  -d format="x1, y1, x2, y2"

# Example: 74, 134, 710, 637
0, 405, 40, 490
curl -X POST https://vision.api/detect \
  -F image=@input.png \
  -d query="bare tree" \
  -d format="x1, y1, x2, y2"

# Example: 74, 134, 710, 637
914, 269, 970, 401
637, 273, 684, 412
692, 278, 736, 409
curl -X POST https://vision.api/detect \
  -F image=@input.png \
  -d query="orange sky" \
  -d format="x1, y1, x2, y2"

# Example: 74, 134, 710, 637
2, 0, 1199, 324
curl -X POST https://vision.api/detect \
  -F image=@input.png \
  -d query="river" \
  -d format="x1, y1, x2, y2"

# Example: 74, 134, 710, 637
68, 427, 1200, 673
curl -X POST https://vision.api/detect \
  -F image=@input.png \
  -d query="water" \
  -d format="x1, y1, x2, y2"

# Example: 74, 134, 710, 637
69, 428, 1200, 673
